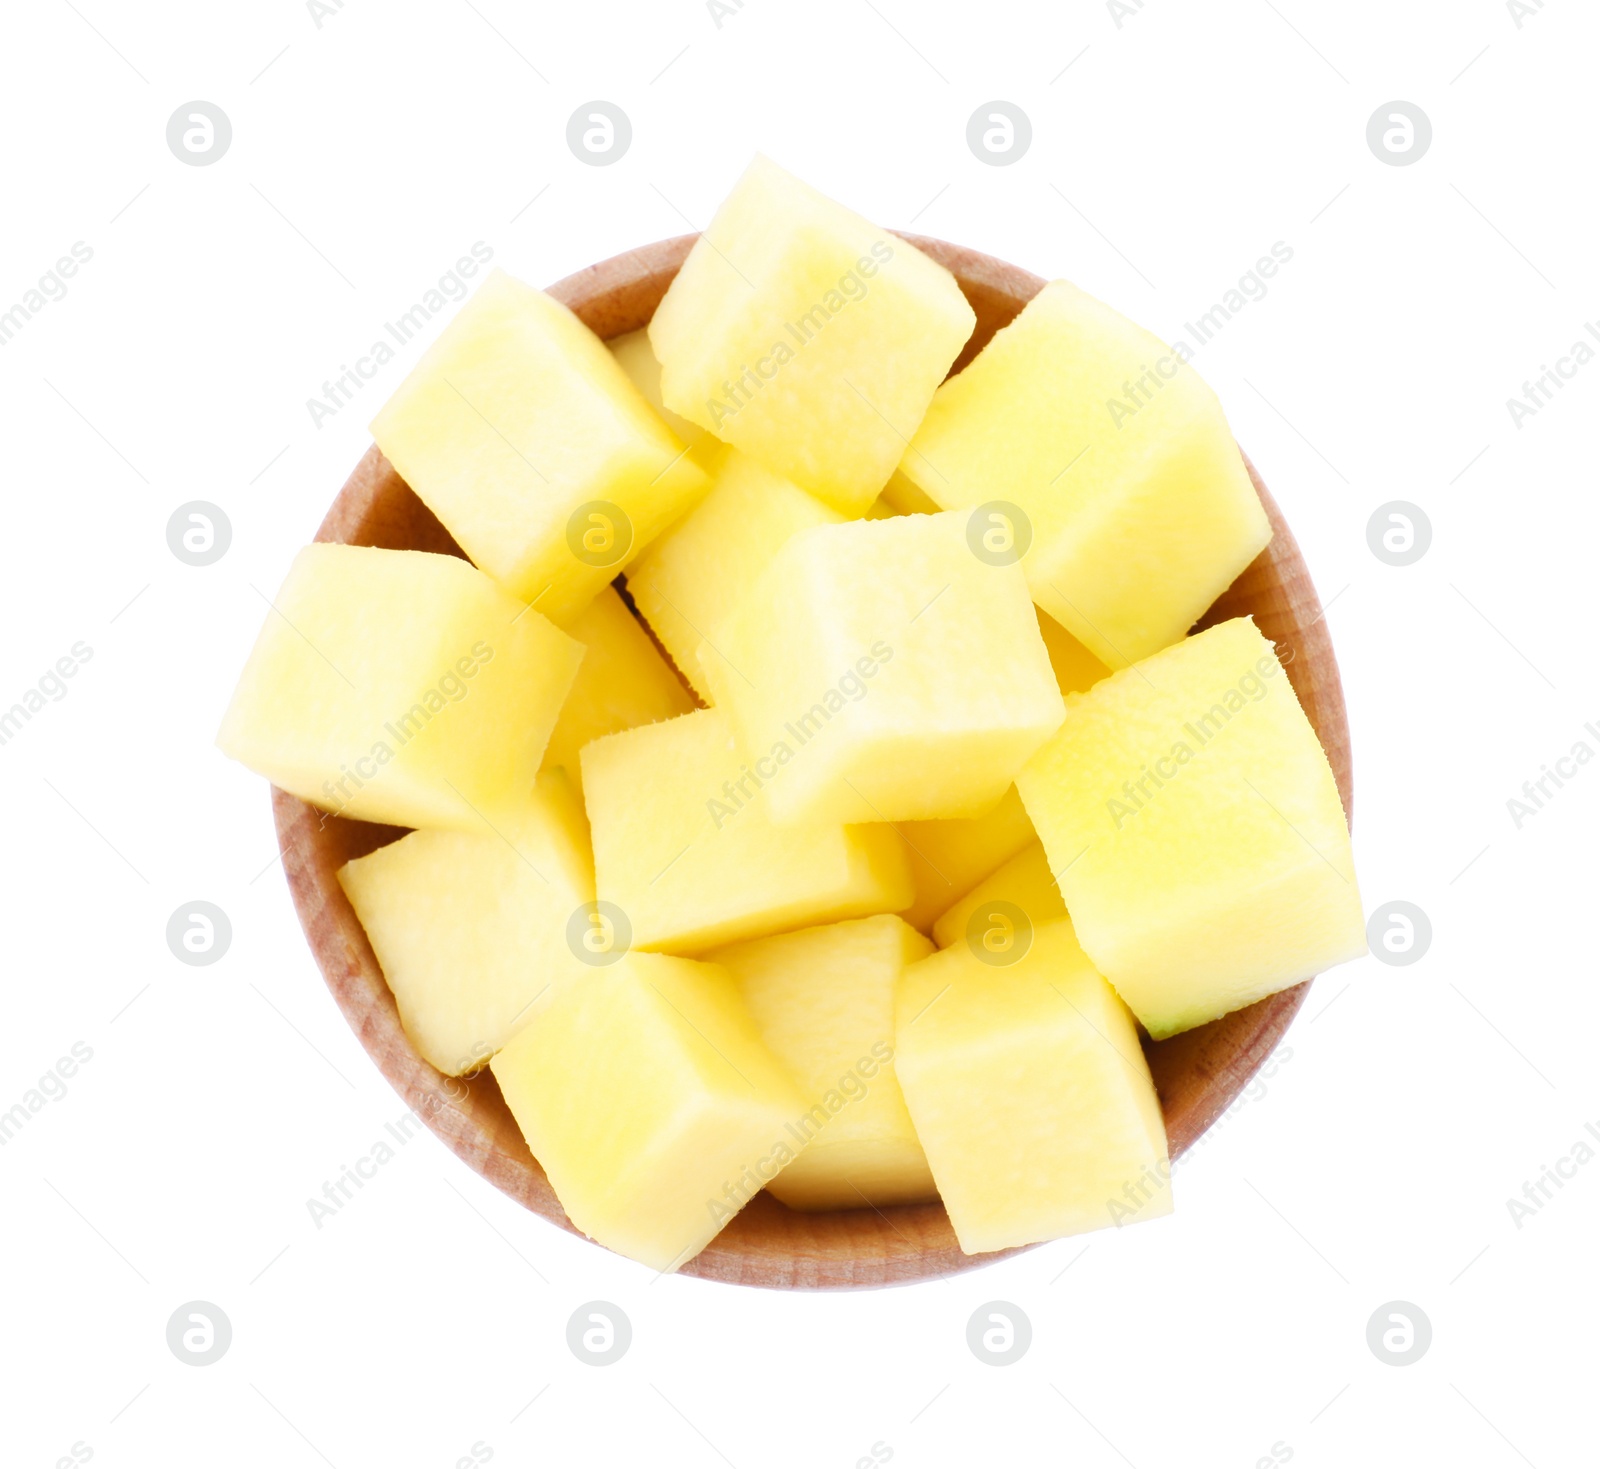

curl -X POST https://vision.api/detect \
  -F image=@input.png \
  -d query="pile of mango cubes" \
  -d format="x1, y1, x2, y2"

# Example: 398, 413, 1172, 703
220, 157, 1364, 1272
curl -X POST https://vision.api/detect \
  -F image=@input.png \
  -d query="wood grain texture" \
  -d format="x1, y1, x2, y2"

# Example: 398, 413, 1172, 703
272, 233, 1352, 1289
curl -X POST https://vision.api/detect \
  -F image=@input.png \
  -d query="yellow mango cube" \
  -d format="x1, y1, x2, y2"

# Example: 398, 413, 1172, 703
580, 707, 912, 953
491, 951, 808, 1272
650, 156, 975, 515
1015, 617, 1365, 1039
878, 468, 942, 517
903, 280, 1272, 668
624, 450, 841, 700
337, 771, 593, 1075
370, 269, 710, 623
217, 544, 581, 832
540, 586, 694, 799
1037, 608, 1112, 697
709, 915, 937, 1210
608, 328, 727, 473
932, 840, 1065, 951
895, 920, 1171, 1254
893, 784, 1037, 934
701, 511, 1065, 826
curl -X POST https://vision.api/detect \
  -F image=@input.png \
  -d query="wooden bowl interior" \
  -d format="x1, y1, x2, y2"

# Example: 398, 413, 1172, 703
273, 234, 1351, 1289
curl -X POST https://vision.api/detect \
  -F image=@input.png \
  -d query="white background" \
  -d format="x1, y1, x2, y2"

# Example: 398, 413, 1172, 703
2, 1, 1595, 1464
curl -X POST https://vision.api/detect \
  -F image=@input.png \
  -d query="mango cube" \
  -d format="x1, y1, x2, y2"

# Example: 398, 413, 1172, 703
1037, 608, 1112, 698
1015, 617, 1365, 1039
887, 604, 1104, 935
337, 771, 593, 1074
709, 915, 937, 1210
650, 156, 976, 515
370, 269, 710, 622
540, 586, 694, 798
932, 840, 1066, 951
701, 511, 1065, 826
580, 707, 912, 953
878, 468, 942, 517
491, 951, 808, 1272
895, 920, 1171, 1254
625, 450, 841, 700
608, 328, 727, 473
217, 544, 581, 832
903, 280, 1272, 668
894, 784, 1037, 934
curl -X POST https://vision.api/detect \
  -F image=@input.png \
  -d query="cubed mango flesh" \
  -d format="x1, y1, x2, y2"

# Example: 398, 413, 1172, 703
540, 586, 694, 799
932, 839, 1066, 952
650, 155, 975, 515
903, 280, 1271, 668
1015, 617, 1365, 1038
371, 269, 710, 623
336, 770, 594, 1074
701, 511, 1065, 826
895, 920, 1171, 1254
625, 449, 841, 701
580, 707, 912, 953
216, 544, 581, 832
709, 915, 937, 1210
491, 951, 808, 1272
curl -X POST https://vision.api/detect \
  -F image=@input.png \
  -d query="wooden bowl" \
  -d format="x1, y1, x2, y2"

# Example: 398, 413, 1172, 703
272, 234, 1353, 1289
